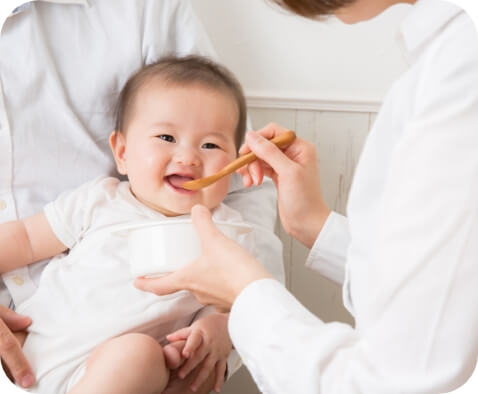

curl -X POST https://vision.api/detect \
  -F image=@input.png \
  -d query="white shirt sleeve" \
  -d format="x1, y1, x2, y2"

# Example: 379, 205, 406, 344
43, 177, 115, 249
228, 17, 478, 393
229, 279, 358, 394
306, 211, 350, 285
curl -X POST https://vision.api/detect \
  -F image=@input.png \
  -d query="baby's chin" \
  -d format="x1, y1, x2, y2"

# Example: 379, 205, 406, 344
158, 200, 223, 217
152, 202, 198, 217
138, 192, 226, 216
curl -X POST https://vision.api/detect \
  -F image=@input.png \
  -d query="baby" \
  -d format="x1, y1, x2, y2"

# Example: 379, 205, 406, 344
0, 55, 251, 393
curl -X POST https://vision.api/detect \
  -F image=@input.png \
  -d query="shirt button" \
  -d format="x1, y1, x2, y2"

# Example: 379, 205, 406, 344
0, 200, 6, 211
12, 276, 24, 286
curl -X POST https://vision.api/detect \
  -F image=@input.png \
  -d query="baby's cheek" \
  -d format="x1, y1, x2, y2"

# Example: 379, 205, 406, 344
206, 177, 231, 207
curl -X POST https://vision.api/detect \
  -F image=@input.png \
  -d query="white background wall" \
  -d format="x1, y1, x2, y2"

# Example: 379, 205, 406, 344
191, 0, 411, 103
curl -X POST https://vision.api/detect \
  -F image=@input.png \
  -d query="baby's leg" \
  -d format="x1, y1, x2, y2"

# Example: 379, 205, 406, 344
68, 333, 169, 394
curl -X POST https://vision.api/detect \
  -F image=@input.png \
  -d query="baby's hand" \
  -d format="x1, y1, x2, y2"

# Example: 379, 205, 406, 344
166, 313, 232, 392
162, 340, 186, 370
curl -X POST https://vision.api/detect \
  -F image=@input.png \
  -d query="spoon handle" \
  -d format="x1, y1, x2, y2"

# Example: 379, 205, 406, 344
181, 130, 297, 190
219, 130, 296, 175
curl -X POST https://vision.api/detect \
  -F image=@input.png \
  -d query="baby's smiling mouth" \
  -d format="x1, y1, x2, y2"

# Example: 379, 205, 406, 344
165, 174, 197, 194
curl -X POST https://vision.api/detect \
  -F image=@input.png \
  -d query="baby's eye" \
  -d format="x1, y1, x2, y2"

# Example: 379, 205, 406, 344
157, 134, 175, 143
202, 142, 220, 150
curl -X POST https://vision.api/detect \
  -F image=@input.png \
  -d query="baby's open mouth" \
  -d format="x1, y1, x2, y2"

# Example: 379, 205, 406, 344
165, 175, 197, 193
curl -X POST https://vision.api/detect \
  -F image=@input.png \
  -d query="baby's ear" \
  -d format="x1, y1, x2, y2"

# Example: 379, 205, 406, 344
109, 130, 127, 175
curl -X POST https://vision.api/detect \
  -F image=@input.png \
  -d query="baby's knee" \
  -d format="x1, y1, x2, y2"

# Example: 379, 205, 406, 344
118, 333, 166, 372
79, 334, 169, 393
88, 333, 168, 382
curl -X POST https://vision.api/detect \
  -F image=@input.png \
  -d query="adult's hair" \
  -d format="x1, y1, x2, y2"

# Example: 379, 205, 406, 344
115, 55, 247, 150
270, 0, 356, 18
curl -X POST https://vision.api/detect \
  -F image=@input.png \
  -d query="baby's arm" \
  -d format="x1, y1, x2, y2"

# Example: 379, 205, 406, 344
166, 312, 232, 393
0, 213, 67, 273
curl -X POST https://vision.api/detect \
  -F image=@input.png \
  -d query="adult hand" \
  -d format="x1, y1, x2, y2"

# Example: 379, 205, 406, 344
0, 305, 34, 388
238, 123, 330, 248
135, 204, 272, 312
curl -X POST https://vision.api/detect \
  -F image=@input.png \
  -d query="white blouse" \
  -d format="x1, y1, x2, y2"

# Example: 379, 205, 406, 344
230, 1, 478, 392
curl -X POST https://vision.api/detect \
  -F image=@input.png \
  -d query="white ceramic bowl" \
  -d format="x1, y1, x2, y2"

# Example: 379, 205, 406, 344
124, 219, 252, 277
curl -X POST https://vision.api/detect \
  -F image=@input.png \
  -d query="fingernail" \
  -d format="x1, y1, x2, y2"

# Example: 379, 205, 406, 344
20, 374, 35, 388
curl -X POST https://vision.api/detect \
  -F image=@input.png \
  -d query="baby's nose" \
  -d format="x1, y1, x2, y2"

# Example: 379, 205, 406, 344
174, 148, 201, 167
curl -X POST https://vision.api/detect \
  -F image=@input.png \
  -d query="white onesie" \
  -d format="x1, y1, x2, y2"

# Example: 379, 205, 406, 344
16, 176, 252, 393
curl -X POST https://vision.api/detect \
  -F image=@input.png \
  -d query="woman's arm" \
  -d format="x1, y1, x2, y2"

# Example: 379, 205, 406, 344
0, 213, 67, 273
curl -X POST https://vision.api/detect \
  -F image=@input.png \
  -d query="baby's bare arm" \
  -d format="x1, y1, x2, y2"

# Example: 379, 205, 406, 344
0, 213, 67, 273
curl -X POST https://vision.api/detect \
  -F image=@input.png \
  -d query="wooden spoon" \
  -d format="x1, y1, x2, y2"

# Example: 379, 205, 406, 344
181, 130, 296, 190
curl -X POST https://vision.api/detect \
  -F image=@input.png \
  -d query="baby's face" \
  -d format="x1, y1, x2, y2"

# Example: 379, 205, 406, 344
112, 81, 238, 215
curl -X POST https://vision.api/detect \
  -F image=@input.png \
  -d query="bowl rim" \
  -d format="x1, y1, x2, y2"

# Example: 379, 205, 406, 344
108, 218, 253, 235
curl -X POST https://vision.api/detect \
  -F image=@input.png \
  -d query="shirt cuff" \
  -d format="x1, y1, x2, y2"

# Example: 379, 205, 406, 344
229, 278, 322, 361
225, 349, 242, 380
305, 211, 349, 284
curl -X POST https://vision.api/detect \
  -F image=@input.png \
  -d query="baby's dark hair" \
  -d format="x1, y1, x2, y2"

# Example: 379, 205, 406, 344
115, 55, 247, 150
270, 0, 356, 18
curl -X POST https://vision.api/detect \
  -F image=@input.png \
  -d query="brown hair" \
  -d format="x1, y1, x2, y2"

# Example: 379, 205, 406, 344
269, 0, 356, 18
115, 55, 247, 151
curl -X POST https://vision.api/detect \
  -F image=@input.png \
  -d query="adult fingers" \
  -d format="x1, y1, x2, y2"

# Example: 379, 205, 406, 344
214, 360, 227, 393
0, 319, 35, 388
237, 158, 275, 187
239, 123, 284, 156
191, 205, 223, 248
246, 160, 264, 186
245, 132, 295, 177
236, 166, 253, 188
0, 306, 31, 332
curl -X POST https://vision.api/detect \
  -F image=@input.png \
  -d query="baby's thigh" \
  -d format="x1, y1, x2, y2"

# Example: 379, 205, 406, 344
71, 333, 169, 394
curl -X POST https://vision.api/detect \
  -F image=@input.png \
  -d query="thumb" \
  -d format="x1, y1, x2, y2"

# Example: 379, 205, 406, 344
134, 272, 183, 296
191, 204, 223, 247
246, 131, 294, 175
